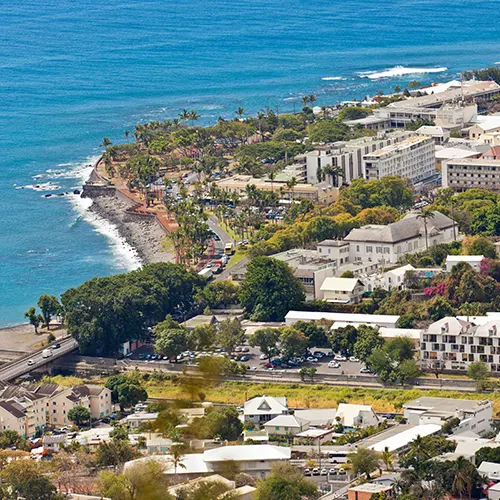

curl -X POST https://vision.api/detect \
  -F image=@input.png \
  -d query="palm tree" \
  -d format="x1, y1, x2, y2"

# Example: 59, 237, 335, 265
286, 177, 298, 202
449, 197, 458, 240
301, 96, 310, 107
322, 164, 344, 187
257, 111, 265, 139
309, 94, 317, 106
380, 446, 395, 471
235, 107, 245, 119
417, 208, 435, 250
100, 137, 112, 148
169, 444, 187, 475
451, 456, 474, 499
124, 130, 130, 142
189, 110, 200, 126
268, 170, 276, 198
179, 109, 190, 123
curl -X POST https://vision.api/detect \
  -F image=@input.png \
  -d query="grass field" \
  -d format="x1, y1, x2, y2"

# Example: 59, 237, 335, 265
42, 375, 500, 417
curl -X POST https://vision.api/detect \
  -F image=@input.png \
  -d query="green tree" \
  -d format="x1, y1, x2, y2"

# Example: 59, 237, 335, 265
189, 406, 243, 441
307, 119, 350, 143
408, 80, 421, 89
338, 106, 369, 121
248, 328, 280, 361
67, 406, 91, 427
37, 294, 60, 330
110, 425, 129, 442
106, 375, 148, 410
299, 366, 317, 381
353, 325, 384, 361
417, 208, 435, 250
381, 446, 395, 471
348, 447, 380, 479
279, 327, 308, 359
96, 440, 141, 467
191, 323, 217, 351
467, 361, 490, 391
153, 317, 191, 358
340, 270, 354, 278
462, 235, 496, 258
24, 306, 42, 334
293, 320, 328, 347
197, 280, 239, 309
99, 459, 171, 500
239, 257, 305, 321
253, 463, 317, 500
217, 317, 245, 354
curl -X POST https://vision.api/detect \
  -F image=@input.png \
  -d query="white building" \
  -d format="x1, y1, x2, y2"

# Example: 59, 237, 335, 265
442, 157, 500, 192
445, 255, 484, 272
263, 415, 309, 436
363, 135, 436, 184
416, 125, 450, 145
336, 403, 379, 429
285, 310, 400, 328
368, 423, 441, 453
470, 115, 500, 141
243, 396, 288, 426
319, 277, 364, 304
345, 211, 456, 265
125, 412, 159, 429
293, 408, 337, 428
421, 317, 500, 373
403, 397, 493, 437
125, 444, 291, 480
301, 131, 413, 185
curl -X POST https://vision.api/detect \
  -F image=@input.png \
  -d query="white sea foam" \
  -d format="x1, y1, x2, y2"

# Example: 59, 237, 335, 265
69, 194, 142, 271
321, 76, 348, 81
359, 65, 448, 80
17, 182, 61, 191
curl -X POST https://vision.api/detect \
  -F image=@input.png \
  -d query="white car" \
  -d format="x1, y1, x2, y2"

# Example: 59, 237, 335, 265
259, 354, 267, 360
349, 356, 360, 362
27, 359, 35, 366
360, 366, 372, 373
328, 361, 340, 368
334, 354, 347, 362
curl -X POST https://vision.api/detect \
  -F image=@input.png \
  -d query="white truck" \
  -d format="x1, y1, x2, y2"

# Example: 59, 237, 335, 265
42, 348, 53, 358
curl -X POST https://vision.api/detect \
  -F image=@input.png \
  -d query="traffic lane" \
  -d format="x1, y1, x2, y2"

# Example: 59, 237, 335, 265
208, 216, 231, 245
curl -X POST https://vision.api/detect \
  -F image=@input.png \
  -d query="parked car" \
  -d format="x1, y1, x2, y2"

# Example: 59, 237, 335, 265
320, 468, 328, 476
360, 366, 372, 373
338, 468, 346, 475
235, 347, 242, 352
329, 468, 336, 475
240, 355, 249, 362
328, 361, 340, 368
259, 354, 267, 360
334, 354, 347, 362
349, 356, 360, 362
312, 468, 320, 476
304, 468, 311, 476
313, 351, 325, 358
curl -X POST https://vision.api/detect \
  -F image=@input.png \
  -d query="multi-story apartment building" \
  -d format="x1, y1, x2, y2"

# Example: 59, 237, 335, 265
442, 157, 500, 192
300, 131, 413, 185
420, 317, 500, 373
344, 211, 456, 264
363, 135, 436, 184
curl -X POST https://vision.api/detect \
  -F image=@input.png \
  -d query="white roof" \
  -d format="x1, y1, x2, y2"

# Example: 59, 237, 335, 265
446, 255, 484, 263
336, 403, 377, 427
368, 424, 441, 452
320, 277, 363, 293
436, 148, 480, 160
416, 125, 447, 136
285, 311, 399, 326
126, 412, 158, 421
478, 461, 500, 475
379, 327, 422, 340
244, 396, 288, 416
203, 444, 291, 463
385, 264, 415, 277
294, 409, 337, 427
476, 115, 500, 131
427, 317, 469, 335
454, 440, 500, 457
295, 428, 333, 438
124, 453, 210, 475
264, 415, 308, 429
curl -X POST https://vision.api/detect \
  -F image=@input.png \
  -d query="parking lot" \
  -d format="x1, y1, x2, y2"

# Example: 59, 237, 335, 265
126, 343, 373, 378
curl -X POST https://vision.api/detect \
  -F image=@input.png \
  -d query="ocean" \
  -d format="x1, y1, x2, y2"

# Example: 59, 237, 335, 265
1, 0, 500, 326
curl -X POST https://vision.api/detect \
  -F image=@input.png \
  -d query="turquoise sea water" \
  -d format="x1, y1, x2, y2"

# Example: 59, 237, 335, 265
1, 0, 500, 326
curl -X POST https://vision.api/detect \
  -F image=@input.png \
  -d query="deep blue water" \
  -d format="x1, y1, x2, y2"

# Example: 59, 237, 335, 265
1, 0, 500, 326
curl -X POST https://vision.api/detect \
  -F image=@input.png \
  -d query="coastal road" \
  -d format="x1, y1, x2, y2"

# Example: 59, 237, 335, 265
0, 337, 78, 381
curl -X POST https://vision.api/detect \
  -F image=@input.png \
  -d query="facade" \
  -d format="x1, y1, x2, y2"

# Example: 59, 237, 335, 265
445, 255, 484, 272
243, 396, 288, 426
420, 317, 500, 373
0, 401, 28, 437
72, 385, 113, 420
126, 412, 159, 429
363, 135, 436, 184
435, 146, 481, 171
470, 116, 500, 141
214, 175, 338, 204
263, 415, 309, 436
319, 277, 365, 304
403, 396, 493, 436
442, 157, 500, 191
416, 125, 450, 145
336, 403, 379, 428
301, 131, 413, 185
345, 211, 456, 265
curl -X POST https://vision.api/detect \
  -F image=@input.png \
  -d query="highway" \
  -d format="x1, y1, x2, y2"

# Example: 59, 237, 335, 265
0, 337, 78, 381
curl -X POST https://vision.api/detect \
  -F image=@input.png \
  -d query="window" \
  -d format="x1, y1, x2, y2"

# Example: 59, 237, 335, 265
366, 246, 373, 253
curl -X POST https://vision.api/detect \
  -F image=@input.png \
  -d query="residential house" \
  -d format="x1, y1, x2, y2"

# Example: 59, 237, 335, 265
319, 277, 364, 304
126, 412, 159, 429
244, 396, 288, 426
489, 482, 500, 500
345, 211, 456, 264
403, 396, 492, 436
348, 483, 394, 500
263, 415, 309, 436
293, 408, 336, 428
293, 428, 334, 445
445, 255, 484, 272
478, 461, 500, 482
335, 403, 379, 429
0, 401, 28, 437
72, 385, 113, 420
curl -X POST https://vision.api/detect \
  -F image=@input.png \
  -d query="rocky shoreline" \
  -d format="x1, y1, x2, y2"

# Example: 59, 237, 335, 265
87, 192, 175, 265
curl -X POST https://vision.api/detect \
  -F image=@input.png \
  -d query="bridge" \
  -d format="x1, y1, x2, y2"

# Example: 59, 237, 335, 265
0, 337, 79, 381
